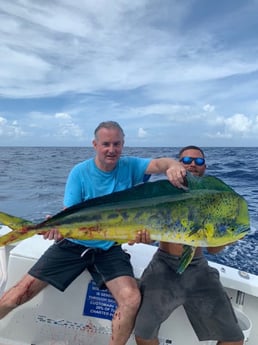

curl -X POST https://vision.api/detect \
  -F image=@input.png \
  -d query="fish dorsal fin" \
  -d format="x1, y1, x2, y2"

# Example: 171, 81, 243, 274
186, 173, 235, 192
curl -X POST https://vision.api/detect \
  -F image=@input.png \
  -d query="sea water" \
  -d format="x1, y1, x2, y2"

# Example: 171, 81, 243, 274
0, 146, 257, 274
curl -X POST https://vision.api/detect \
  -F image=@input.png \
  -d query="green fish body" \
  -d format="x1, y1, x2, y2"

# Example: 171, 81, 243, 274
0, 175, 250, 272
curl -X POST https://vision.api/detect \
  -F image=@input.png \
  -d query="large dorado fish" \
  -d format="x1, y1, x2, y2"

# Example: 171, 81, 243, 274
0, 174, 250, 273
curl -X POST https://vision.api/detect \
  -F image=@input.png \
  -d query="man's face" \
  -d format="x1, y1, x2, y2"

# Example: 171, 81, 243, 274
93, 127, 124, 171
179, 148, 206, 177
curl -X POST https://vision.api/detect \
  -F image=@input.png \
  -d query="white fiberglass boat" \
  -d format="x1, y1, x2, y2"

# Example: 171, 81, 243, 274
0, 225, 257, 345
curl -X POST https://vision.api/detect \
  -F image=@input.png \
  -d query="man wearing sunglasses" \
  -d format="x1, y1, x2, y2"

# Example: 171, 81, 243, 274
135, 145, 244, 345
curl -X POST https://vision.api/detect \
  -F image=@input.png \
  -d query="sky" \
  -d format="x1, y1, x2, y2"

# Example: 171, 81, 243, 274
0, 0, 258, 147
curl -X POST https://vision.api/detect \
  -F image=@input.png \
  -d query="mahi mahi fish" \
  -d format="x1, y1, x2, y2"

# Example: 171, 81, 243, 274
0, 174, 250, 273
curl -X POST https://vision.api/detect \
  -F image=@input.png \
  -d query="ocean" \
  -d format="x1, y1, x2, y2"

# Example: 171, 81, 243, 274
0, 146, 257, 275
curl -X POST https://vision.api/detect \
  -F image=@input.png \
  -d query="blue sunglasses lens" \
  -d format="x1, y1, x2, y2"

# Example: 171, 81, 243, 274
181, 157, 205, 166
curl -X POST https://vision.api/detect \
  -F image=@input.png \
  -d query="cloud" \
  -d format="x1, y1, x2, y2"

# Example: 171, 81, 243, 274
55, 113, 72, 120
138, 127, 148, 138
1, 1, 257, 99
28, 112, 85, 139
0, 116, 26, 137
224, 113, 252, 134
206, 112, 258, 141
203, 104, 215, 112
206, 131, 232, 139
254, 115, 258, 132
1, 1, 258, 146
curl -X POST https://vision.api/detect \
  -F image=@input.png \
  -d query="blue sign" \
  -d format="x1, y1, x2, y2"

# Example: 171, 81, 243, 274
83, 280, 117, 321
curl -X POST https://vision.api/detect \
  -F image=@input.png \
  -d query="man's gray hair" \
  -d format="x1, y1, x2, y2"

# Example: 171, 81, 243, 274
94, 121, 125, 139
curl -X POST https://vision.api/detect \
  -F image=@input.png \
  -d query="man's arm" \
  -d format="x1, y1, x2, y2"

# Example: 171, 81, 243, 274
207, 245, 226, 254
207, 239, 238, 254
146, 158, 186, 188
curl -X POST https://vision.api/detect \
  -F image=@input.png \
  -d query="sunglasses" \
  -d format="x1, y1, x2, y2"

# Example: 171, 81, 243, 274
180, 156, 205, 166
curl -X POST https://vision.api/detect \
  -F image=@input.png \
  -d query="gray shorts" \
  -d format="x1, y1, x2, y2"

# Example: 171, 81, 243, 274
29, 239, 134, 291
134, 249, 244, 342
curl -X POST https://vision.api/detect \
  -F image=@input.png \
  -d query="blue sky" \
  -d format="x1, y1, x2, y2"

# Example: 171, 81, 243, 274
0, 0, 258, 147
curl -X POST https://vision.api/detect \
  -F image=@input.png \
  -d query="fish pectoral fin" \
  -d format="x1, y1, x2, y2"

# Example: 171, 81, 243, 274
188, 225, 203, 237
177, 245, 196, 274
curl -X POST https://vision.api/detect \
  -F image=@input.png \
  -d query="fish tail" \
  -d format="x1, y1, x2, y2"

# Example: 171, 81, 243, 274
0, 211, 36, 247
177, 245, 196, 274
0, 211, 33, 231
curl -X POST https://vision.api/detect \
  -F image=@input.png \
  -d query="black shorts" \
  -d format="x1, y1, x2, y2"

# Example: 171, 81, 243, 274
29, 239, 134, 291
134, 249, 244, 342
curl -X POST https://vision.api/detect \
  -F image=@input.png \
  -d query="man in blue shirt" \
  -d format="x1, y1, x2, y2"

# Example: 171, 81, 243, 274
0, 121, 186, 345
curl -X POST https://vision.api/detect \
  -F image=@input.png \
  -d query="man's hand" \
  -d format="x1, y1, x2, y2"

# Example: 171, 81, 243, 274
43, 228, 63, 241
42, 215, 64, 241
165, 163, 187, 190
128, 230, 152, 245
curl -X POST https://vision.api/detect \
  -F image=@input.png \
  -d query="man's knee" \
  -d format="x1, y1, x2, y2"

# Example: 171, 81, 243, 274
117, 285, 141, 312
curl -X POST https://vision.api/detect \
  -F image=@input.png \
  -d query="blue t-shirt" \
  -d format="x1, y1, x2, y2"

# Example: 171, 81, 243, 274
64, 156, 151, 250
